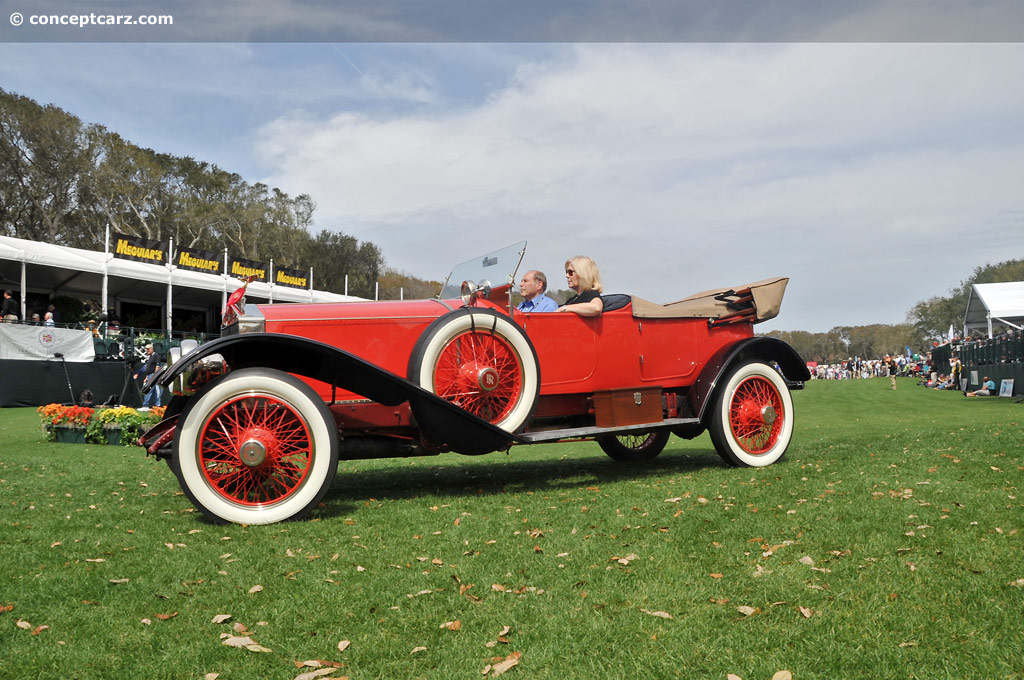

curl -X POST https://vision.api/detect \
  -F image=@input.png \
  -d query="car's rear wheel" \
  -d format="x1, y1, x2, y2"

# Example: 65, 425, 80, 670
597, 430, 670, 461
173, 368, 338, 524
409, 309, 539, 433
708, 360, 793, 467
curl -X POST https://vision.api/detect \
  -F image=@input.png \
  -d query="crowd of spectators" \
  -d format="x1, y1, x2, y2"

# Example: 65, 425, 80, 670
809, 355, 922, 380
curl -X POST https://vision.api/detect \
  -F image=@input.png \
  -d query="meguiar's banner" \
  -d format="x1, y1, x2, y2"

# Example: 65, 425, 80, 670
112, 232, 167, 265
228, 256, 268, 282
275, 266, 309, 289
175, 247, 222, 274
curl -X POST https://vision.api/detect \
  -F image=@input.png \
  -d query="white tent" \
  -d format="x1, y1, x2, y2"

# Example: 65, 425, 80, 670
963, 281, 1024, 338
0, 234, 362, 332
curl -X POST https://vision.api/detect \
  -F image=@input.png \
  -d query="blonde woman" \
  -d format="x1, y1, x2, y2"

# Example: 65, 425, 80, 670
559, 255, 604, 316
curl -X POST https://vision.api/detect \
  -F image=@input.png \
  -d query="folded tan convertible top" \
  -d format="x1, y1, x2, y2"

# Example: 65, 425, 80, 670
629, 277, 789, 324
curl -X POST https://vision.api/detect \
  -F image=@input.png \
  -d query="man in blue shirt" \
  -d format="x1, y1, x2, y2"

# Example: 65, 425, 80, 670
516, 270, 558, 313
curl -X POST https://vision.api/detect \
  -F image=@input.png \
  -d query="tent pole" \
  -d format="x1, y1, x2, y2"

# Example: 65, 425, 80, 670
20, 259, 26, 320
166, 238, 174, 335
221, 248, 228, 313
102, 224, 109, 315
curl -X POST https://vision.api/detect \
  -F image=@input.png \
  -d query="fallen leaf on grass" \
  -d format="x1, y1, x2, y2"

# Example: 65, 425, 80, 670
203, 674, 219, 680
295, 660, 343, 669
109, 578, 129, 585
709, 573, 724, 579
16, 619, 32, 630
248, 585, 263, 594
211, 614, 232, 624
639, 609, 673, 619
799, 606, 814, 619
293, 668, 339, 680
484, 651, 521, 676
727, 675, 743, 680
31, 625, 49, 635
410, 646, 427, 654
0, 604, 12, 614
337, 640, 351, 652
154, 612, 178, 620
611, 553, 639, 566
772, 672, 793, 680
141, 618, 152, 625
220, 634, 272, 653
1009, 579, 1024, 587
440, 620, 461, 631
85, 558, 105, 563
736, 606, 759, 617
799, 556, 815, 566
407, 589, 434, 598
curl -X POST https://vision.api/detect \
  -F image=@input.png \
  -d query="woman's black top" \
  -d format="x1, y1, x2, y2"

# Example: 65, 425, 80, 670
563, 290, 601, 306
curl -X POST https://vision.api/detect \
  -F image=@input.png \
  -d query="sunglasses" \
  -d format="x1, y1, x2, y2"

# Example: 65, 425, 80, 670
565, 269, 575, 275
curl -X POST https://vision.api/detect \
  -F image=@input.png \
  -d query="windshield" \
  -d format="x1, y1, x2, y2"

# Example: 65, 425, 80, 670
438, 241, 527, 299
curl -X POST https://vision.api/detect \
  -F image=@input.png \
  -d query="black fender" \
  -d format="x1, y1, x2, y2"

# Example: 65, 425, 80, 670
689, 337, 810, 424
155, 332, 520, 455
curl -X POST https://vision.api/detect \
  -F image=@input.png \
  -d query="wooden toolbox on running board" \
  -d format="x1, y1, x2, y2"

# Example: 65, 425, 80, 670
592, 387, 663, 428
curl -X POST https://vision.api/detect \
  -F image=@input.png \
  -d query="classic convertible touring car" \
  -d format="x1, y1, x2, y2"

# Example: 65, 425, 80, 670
141, 242, 810, 524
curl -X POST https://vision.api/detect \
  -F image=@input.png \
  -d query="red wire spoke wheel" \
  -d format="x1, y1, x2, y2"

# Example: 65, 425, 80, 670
708, 360, 794, 467
173, 368, 338, 524
198, 394, 314, 507
598, 430, 670, 461
727, 375, 784, 454
432, 329, 523, 424
410, 309, 539, 433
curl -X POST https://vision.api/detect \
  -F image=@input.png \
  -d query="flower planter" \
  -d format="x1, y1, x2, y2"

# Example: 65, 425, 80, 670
39, 404, 162, 446
53, 426, 88, 445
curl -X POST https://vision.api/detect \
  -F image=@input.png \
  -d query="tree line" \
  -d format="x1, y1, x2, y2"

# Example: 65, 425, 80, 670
767, 257, 1024, 362
0, 87, 391, 298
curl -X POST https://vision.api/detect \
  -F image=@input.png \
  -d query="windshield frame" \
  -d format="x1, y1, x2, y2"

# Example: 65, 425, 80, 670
438, 241, 527, 300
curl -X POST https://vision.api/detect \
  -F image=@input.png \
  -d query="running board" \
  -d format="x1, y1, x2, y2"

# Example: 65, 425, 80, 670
518, 417, 701, 444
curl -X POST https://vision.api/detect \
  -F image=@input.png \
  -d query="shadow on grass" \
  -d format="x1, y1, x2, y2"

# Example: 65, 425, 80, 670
319, 443, 728, 517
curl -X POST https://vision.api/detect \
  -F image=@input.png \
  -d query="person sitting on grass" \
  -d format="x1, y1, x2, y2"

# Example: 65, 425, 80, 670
965, 376, 996, 397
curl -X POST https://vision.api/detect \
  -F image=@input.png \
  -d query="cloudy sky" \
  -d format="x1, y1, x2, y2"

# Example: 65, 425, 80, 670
1, 4, 1022, 333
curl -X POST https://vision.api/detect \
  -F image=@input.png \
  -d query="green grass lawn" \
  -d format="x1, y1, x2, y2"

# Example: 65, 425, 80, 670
1, 378, 1022, 680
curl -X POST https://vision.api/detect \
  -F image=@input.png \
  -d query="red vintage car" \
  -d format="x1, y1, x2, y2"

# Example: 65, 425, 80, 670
142, 242, 809, 524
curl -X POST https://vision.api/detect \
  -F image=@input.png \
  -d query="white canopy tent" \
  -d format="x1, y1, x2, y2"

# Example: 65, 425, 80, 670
963, 281, 1024, 338
0, 234, 361, 332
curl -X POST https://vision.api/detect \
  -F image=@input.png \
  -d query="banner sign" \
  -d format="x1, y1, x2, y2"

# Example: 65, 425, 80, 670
0, 325, 95, 362
275, 266, 309, 289
228, 256, 268, 282
112, 232, 167, 265
175, 247, 222, 274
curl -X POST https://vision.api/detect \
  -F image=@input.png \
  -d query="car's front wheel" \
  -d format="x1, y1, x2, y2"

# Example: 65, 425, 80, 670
173, 368, 339, 524
409, 309, 540, 433
597, 430, 670, 461
707, 360, 794, 467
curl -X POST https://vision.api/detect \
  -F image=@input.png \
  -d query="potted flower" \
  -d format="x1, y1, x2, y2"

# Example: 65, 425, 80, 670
85, 405, 165, 446
39, 404, 95, 444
